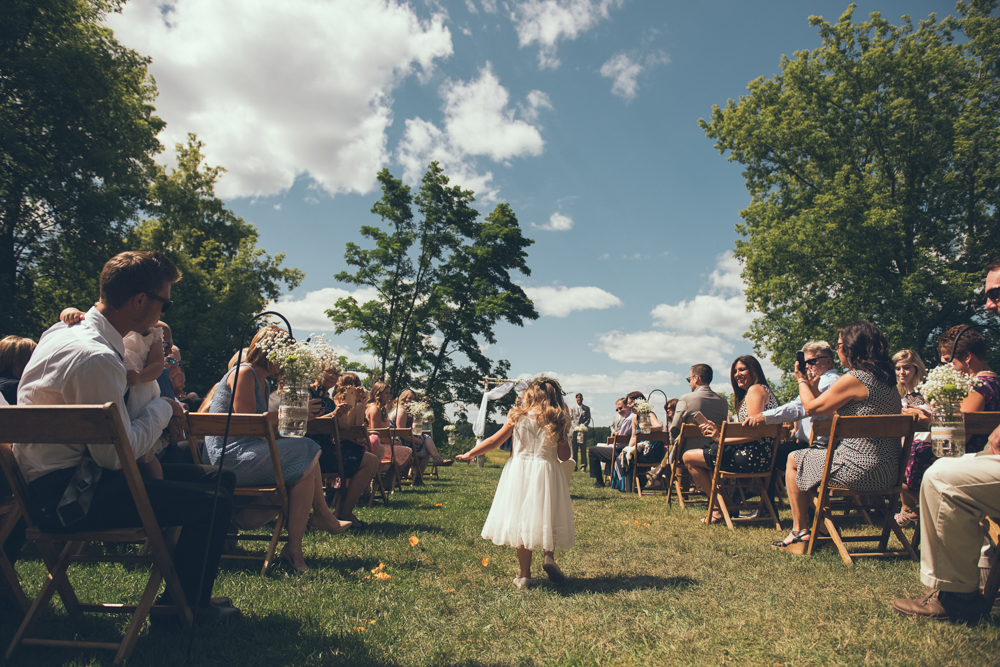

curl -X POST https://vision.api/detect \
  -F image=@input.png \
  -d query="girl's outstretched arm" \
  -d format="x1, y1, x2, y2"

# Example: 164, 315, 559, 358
456, 417, 515, 462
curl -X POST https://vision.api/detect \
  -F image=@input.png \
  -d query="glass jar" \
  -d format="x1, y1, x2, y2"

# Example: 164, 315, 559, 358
930, 413, 965, 457
412, 414, 423, 438
278, 387, 310, 438
638, 413, 652, 434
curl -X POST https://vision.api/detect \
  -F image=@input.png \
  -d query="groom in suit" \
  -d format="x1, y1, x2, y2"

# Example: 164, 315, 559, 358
668, 364, 729, 462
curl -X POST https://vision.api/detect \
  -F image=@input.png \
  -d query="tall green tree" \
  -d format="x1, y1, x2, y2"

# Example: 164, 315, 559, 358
328, 162, 537, 413
700, 2, 1000, 370
1, 0, 164, 336
131, 135, 304, 392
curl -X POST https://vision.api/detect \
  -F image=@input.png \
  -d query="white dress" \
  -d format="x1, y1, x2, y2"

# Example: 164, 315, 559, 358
122, 329, 164, 421
480, 415, 575, 551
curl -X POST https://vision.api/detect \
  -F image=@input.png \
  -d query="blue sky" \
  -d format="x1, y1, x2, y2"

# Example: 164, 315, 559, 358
107, 0, 954, 425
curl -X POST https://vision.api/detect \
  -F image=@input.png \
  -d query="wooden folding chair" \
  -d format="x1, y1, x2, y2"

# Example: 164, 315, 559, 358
666, 424, 709, 508
370, 427, 404, 503
0, 403, 193, 665
631, 431, 672, 497
704, 422, 783, 530
806, 414, 918, 565
185, 412, 289, 575
0, 496, 28, 614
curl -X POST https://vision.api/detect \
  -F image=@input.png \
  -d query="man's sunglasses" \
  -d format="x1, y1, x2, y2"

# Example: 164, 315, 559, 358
144, 292, 172, 313
987, 286, 1000, 303
804, 358, 823, 366
166, 357, 183, 368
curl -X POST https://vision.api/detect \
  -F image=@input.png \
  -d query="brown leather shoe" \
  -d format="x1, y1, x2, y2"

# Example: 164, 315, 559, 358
892, 589, 988, 623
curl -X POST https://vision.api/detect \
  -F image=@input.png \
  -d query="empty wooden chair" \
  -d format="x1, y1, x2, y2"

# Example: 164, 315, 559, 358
185, 412, 288, 575
806, 414, 918, 565
704, 422, 783, 530
0, 403, 193, 664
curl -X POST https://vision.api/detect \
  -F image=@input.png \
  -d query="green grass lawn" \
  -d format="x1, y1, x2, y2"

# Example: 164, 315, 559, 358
2, 452, 998, 666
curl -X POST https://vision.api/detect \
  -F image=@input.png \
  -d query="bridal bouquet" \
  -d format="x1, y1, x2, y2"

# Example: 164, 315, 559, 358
573, 424, 588, 433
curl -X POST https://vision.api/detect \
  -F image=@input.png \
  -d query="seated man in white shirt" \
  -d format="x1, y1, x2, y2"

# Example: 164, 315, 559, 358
744, 341, 840, 503
16, 251, 239, 626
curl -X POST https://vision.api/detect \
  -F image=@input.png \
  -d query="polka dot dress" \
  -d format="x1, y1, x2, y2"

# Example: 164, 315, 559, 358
704, 386, 779, 473
794, 369, 903, 492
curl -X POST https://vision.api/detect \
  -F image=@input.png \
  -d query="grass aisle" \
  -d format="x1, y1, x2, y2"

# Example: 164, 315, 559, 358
2, 451, 997, 666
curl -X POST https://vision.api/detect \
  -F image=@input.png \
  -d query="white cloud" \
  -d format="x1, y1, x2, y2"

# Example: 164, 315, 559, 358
106, 0, 453, 199
600, 53, 642, 101
650, 294, 754, 340
532, 212, 573, 231
465, 0, 479, 13
536, 370, 683, 396
396, 65, 548, 201
600, 49, 670, 102
267, 286, 379, 333
481, 0, 498, 12
511, 0, 625, 69
595, 330, 734, 368
522, 286, 622, 317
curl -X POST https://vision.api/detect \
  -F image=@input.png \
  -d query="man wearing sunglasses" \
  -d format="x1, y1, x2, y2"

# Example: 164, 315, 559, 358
892, 258, 1000, 623
15, 250, 240, 626
744, 341, 840, 508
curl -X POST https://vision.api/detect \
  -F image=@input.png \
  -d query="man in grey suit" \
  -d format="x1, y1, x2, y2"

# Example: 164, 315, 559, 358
668, 364, 729, 462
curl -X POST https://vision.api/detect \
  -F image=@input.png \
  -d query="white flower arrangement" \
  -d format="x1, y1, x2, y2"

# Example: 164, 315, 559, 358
405, 400, 430, 417
917, 365, 973, 420
630, 398, 653, 415
443, 425, 456, 432
573, 424, 588, 433
256, 329, 340, 389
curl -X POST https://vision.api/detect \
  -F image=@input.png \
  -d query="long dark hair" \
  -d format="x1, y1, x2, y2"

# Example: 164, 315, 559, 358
837, 320, 894, 385
730, 355, 770, 411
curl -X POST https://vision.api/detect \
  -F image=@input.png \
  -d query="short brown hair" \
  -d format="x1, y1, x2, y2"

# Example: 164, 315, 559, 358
626, 390, 645, 403
100, 251, 181, 308
666, 398, 678, 410
938, 325, 988, 362
690, 364, 713, 384
0, 335, 37, 378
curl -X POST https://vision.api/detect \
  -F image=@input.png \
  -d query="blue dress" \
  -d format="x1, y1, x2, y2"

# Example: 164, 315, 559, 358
205, 364, 320, 487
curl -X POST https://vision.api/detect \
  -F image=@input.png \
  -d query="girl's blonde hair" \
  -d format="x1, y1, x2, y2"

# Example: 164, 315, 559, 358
892, 349, 927, 396
395, 388, 417, 412
507, 376, 570, 446
0, 335, 36, 378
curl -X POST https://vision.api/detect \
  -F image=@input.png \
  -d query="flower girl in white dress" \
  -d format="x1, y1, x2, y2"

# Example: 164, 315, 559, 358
457, 377, 575, 589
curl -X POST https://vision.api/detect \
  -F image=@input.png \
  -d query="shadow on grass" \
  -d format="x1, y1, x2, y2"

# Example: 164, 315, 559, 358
548, 574, 696, 596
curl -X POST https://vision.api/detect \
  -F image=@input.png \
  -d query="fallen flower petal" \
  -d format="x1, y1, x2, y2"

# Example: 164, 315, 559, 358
409, 536, 419, 546
444, 589, 456, 594
482, 557, 489, 567
374, 572, 391, 580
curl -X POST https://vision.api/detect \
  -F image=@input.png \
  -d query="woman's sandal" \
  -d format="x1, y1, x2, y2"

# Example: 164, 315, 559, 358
895, 508, 918, 527
772, 529, 811, 554
700, 511, 725, 524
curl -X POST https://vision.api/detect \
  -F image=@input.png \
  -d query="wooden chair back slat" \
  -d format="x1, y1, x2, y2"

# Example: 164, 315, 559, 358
666, 424, 708, 507
704, 422, 784, 530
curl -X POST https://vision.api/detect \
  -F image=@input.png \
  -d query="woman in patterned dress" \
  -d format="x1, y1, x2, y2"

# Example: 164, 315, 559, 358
938, 325, 1000, 453
774, 320, 902, 553
893, 350, 934, 526
686, 355, 780, 522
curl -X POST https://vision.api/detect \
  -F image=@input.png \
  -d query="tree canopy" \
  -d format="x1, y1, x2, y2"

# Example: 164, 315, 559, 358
327, 163, 537, 418
700, 1, 1000, 370
1, 0, 164, 335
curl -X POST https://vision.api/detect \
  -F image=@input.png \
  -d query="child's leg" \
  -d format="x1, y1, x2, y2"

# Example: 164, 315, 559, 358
516, 545, 532, 578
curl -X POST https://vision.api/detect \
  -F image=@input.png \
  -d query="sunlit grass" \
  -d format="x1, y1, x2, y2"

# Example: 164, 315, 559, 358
2, 450, 996, 666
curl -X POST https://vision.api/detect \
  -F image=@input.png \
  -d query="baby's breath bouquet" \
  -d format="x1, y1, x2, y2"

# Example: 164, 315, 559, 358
917, 365, 973, 421
573, 424, 588, 433
405, 399, 430, 417
256, 329, 338, 389
630, 398, 653, 415
443, 425, 456, 432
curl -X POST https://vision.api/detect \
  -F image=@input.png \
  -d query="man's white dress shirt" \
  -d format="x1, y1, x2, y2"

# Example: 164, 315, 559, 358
16, 307, 173, 482
761, 368, 840, 443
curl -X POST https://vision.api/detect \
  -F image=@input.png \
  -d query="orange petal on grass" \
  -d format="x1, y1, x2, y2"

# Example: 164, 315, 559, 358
634, 520, 640, 525
482, 557, 489, 567
643, 523, 650, 527
409, 536, 419, 546
369, 620, 377, 625
371, 562, 385, 573
374, 572, 391, 580
444, 589, 456, 594
434, 503, 443, 507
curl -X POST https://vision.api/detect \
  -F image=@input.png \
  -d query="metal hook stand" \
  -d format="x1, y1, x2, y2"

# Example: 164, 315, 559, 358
186, 311, 293, 658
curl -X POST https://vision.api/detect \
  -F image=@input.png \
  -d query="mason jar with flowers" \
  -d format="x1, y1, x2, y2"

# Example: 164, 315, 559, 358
917, 365, 972, 457
257, 330, 339, 437
631, 398, 654, 434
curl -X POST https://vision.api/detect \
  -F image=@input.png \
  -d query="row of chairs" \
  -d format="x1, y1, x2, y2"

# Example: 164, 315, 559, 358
0, 404, 446, 663
601, 412, 1000, 583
